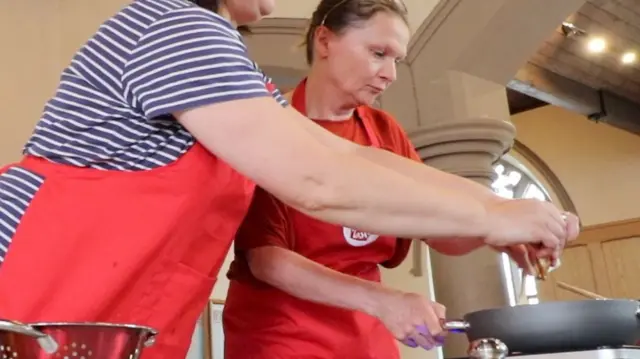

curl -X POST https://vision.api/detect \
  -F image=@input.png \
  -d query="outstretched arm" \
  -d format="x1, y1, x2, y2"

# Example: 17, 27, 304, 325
248, 245, 389, 315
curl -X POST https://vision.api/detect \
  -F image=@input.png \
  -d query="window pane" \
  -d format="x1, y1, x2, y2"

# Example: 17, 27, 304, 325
492, 164, 523, 199
493, 158, 552, 307
523, 184, 546, 201
524, 275, 538, 296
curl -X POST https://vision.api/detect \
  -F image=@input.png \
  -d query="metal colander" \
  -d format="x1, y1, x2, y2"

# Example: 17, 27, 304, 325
0, 319, 157, 359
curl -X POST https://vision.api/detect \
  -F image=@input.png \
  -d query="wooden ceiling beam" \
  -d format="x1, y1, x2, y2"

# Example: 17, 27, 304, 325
509, 62, 640, 134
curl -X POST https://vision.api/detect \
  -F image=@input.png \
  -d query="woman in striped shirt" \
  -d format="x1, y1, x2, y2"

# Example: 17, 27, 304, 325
0, 0, 577, 358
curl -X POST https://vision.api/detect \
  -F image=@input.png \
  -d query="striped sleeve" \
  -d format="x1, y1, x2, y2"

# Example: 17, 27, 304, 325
257, 66, 289, 107
122, 8, 271, 118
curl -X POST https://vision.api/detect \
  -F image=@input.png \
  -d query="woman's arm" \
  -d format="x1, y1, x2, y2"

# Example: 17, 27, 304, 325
247, 246, 387, 315
176, 98, 490, 240
424, 238, 485, 256
296, 117, 499, 204
121, 7, 488, 240
248, 246, 447, 346
125, 9, 564, 246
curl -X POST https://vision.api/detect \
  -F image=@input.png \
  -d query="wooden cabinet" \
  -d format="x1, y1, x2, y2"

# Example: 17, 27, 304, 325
537, 218, 640, 301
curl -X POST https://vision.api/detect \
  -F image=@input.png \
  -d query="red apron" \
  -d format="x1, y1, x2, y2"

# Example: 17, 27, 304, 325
0, 142, 255, 359
223, 80, 401, 359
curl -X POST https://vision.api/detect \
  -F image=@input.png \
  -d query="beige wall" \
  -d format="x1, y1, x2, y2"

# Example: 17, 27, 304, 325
0, 0, 131, 164
511, 105, 640, 226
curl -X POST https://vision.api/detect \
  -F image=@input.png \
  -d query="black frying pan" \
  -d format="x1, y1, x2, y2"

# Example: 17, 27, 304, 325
442, 299, 640, 354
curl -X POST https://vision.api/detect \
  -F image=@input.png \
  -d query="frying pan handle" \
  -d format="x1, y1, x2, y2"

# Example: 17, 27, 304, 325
441, 319, 470, 332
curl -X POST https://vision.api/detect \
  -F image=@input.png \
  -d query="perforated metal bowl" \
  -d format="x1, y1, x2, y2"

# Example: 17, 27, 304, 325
0, 319, 157, 359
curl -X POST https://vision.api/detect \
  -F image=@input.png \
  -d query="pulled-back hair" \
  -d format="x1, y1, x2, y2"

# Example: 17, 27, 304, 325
303, 0, 409, 65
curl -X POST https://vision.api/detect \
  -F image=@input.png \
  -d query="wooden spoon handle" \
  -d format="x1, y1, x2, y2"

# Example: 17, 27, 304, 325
556, 280, 608, 300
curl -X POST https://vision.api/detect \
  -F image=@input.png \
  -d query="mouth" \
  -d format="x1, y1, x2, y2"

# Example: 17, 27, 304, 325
367, 85, 385, 94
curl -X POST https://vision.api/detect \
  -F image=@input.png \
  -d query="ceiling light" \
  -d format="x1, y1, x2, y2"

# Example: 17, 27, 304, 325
561, 22, 586, 38
587, 37, 606, 53
621, 52, 636, 64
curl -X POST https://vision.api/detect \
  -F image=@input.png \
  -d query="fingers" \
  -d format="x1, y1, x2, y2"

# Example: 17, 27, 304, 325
409, 325, 439, 350
401, 337, 418, 348
425, 301, 446, 336
419, 301, 446, 350
564, 213, 580, 242
541, 203, 566, 249
534, 246, 555, 258
507, 245, 536, 275
398, 299, 447, 351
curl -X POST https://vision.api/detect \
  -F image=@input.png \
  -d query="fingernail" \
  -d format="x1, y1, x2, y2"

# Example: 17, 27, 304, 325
414, 325, 428, 335
402, 339, 418, 348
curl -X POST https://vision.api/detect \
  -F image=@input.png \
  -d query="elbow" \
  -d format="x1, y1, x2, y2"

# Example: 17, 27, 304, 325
282, 177, 343, 215
246, 247, 285, 283
269, 151, 352, 215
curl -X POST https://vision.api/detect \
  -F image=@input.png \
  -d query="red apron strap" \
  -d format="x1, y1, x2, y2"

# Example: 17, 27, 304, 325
291, 78, 308, 115
292, 78, 381, 148
354, 108, 381, 148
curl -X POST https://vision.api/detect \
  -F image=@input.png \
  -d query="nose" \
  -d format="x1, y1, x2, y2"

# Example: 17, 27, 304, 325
379, 59, 397, 83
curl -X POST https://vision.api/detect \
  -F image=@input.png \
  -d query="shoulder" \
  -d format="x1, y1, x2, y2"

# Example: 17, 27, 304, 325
136, 1, 241, 40
111, 0, 234, 34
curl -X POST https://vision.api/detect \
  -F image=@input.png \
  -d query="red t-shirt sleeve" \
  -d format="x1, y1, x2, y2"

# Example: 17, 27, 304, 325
227, 187, 294, 284
234, 187, 294, 252
368, 108, 422, 269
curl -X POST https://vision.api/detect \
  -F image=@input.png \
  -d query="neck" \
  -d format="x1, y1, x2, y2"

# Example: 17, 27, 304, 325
304, 69, 355, 121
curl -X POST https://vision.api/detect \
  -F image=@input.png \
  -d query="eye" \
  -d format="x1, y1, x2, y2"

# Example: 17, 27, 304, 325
372, 50, 386, 58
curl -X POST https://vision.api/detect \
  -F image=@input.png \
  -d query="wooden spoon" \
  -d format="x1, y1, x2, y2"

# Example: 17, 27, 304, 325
555, 280, 608, 300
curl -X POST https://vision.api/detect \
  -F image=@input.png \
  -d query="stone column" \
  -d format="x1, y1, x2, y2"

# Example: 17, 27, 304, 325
409, 72, 516, 358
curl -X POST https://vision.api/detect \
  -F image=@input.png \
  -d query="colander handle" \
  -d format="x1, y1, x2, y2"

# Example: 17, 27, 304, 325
143, 331, 157, 347
0, 319, 59, 353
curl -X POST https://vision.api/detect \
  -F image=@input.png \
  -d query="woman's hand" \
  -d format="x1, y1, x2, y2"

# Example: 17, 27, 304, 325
483, 199, 569, 250
372, 289, 446, 350
493, 211, 580, 275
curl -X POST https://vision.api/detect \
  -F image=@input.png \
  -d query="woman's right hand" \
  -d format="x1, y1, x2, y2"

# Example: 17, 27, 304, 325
372, 289, 446, 350
483, 198, 570, 250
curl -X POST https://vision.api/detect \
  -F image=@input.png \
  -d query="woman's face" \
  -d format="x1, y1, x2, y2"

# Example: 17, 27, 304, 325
226, 0, 276, 25
315, 12, 410, 106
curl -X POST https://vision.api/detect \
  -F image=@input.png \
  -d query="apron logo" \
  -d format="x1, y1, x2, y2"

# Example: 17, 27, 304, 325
343, 227, 379, 247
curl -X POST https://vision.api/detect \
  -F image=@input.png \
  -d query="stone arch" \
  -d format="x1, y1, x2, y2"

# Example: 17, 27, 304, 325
510, 140, 578, 216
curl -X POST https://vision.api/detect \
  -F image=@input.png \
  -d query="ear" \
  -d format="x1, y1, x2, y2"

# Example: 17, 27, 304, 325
313, 26, 334, 60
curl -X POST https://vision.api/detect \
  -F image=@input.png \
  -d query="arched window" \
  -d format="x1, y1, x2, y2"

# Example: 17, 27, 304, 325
491, 154, 551, 306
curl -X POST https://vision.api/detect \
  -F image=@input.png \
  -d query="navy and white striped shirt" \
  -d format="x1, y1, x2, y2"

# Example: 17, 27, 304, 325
23, 0, 286, 171
0, 0, 287, 262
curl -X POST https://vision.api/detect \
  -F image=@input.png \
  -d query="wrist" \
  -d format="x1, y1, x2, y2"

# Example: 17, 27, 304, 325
478, 195, 506, 240
360, 284, 398, 318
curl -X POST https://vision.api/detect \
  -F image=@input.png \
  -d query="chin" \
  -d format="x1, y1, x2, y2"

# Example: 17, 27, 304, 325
230, 1, 273, 25
355, 94, 380, 107
259, 1, 275, 16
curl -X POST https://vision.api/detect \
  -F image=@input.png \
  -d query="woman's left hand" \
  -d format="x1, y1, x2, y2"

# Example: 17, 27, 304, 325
497, 245, 538, 276
495, 211, 580, 275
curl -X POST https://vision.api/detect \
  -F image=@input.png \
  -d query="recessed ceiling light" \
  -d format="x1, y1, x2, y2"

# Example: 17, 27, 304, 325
587, 37, 606, 53
621, 52, 637, 64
